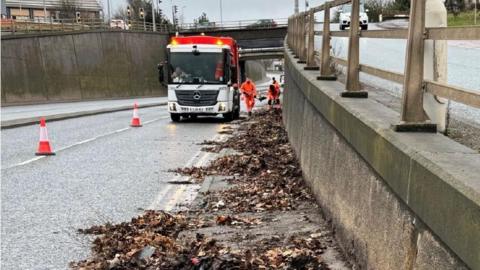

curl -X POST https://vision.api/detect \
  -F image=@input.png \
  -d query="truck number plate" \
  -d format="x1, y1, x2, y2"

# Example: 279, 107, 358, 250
181, 107, 213, 112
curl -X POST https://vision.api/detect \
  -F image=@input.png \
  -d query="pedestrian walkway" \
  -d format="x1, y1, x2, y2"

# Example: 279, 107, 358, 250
1, 97, 167, 128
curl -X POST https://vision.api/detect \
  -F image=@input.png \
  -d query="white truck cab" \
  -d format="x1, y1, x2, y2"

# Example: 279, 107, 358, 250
339, 4, 369, 30
159, 36, 241, 122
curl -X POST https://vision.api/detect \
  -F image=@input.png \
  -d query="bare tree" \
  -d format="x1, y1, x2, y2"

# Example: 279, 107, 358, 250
59, 0, 77, 19
113, 0, 171, 25
364, 0, 387, 22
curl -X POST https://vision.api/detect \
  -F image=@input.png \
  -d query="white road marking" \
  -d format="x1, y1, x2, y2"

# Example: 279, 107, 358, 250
3, 116, 169, 170
13, 156, 45, 167
151, 134, 227, 211
147, 151, 201, 210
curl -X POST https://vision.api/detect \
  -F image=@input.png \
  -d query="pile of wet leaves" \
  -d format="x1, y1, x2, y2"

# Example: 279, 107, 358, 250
71, 210, 184, 269
72, 210, 329, 269
72, 109, 335, 269
176, 109, 313, 212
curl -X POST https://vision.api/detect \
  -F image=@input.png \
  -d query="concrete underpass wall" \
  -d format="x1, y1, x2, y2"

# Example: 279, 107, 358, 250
283, 48, 480, 269
244, 61, 267, 82
1, 31, 168, 105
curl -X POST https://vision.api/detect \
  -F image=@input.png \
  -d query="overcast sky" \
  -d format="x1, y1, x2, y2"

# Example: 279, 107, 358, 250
102, 0, 326, 23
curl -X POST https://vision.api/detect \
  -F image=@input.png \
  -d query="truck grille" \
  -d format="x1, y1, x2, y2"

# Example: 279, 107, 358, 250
175, 90, 219, 106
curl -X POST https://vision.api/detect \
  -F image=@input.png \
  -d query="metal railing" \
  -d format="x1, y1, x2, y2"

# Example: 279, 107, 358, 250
177, 18, 288, 32
287, 0, 480, 131
0, 18, 171, 34
1, 18, 287, 35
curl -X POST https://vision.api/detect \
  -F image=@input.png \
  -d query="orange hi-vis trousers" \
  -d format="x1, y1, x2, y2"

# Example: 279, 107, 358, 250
244, 94, 255, 112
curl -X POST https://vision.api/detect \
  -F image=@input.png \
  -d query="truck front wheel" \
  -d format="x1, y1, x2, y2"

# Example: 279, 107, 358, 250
233, 106, 240, 119
170, 113, 181, 122
223, 112, 234, 122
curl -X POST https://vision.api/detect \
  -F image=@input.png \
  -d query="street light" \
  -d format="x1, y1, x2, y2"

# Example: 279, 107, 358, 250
43, 0, 47, 21
475, 0, 477, 25
107, 0, 111, 26
152, 0, 157, 32
219, 0, 223, 26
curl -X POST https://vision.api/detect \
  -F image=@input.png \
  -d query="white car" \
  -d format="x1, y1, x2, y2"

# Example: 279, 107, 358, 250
110, 19, 128, 30
338, 4, 369, 30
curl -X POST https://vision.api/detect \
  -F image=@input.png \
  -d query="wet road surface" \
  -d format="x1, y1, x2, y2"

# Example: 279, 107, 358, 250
1, 105, 231, 269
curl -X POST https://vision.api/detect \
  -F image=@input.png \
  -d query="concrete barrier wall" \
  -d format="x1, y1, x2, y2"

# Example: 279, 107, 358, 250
245, 60, 267, 82
1, 31, 168, 105
283, 48, 480, 269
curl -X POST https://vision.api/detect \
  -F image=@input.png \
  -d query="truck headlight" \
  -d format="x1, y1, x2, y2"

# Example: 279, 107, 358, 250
218, 102, 227, 112
168, 102, 177, 111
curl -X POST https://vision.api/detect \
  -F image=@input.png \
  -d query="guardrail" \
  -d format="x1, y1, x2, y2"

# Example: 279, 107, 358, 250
1, 18, 288, 35
177, 18, 288, 32
0, 18, 171, 34
287, 0, 480, 132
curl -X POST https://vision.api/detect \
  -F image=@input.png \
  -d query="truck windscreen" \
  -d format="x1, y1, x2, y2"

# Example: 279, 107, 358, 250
169, 52, 227, 84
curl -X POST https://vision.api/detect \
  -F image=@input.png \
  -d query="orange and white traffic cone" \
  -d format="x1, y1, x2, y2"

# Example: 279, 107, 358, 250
36, 117, 55, 156
130, 103, 142, 127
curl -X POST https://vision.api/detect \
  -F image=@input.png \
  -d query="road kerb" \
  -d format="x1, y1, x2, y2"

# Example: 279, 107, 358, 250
1, 102, 167, 129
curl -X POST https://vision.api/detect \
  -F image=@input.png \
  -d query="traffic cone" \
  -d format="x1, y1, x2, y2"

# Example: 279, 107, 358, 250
130, 103, 142, 127
36, 118, 55, 156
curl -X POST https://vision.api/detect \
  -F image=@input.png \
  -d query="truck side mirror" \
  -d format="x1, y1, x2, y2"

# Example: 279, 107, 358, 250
157, 64, 164, 83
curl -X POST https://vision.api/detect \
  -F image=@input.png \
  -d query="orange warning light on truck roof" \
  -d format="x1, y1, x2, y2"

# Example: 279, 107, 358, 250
169, 35, 236, 48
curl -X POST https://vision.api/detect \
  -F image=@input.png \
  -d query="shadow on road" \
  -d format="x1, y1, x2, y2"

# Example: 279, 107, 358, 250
172, 115, 247, 124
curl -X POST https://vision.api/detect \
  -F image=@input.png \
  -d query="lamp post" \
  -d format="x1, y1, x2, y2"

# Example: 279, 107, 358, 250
43, 0, 47, 21
219, 0, 223, 26
107, 0, 111, 26
152, 0, 157, 31
475, 0, 477, 25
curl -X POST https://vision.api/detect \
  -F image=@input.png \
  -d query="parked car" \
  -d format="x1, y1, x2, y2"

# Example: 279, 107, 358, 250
110, 19, 128, 30
338, 4, 369, 30
246, 19, 277, 29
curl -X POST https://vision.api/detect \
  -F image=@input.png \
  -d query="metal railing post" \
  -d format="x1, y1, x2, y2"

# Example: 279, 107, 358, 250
287, 17, 290, 48
294, 15, 300, 58
292, 16, 296, 55
299, 13, 307, 63
343, 0, 367, 98
305, 11, 318, 70
318, 3, 337, 80
394, 0, 436, 132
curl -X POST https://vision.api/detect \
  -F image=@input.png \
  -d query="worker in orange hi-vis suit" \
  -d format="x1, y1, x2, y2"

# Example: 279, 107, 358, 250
240, 79, 257, 116
267, 84, 277, 110
272, 77, 281, 107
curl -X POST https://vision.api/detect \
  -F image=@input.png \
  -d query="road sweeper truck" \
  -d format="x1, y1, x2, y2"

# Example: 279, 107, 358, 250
158, 35, 241, 122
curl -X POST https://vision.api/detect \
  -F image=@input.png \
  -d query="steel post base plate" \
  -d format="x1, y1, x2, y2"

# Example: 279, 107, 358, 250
317, 75, 337, 81
340, 91, 369, 98
392, 123, 437, 133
